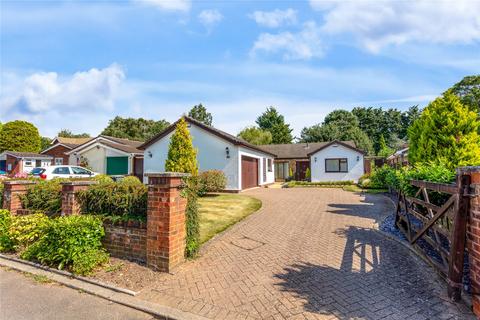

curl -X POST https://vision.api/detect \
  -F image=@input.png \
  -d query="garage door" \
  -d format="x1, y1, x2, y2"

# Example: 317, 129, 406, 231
106, 157, 128, 175
241, 156, 258, 190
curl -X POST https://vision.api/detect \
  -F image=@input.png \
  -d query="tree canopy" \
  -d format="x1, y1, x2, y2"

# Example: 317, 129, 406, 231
188, 104, 213, 126
101, 116, 170, 141
256, 107, 293, 144
408, 92, 480, 168
448, 75, 480, 115
237, 127, 273, 145
58, 129, 91, 138
165, 117, 198, 175
0, 120, 42, 153
40, 137, 52, 151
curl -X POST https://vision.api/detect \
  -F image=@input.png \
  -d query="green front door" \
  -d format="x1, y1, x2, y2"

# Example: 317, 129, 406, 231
106, 157, 128, 175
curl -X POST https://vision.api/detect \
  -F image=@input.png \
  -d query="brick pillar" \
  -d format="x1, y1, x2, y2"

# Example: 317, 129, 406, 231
61, 181, 98, 216
2, 180, 36, 215
145, 172, 189, 272
462, 166, 480, 316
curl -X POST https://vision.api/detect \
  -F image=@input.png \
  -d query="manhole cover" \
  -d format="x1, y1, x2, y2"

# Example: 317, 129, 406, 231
231, 236, 265, 250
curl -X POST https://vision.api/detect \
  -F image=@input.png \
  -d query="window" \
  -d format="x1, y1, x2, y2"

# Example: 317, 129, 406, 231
71, 167, 91, 175
55, 158, 63, 165
325, 158, 348, 173
53, 167, 70, 175
267, 159, 272, 172
263, 158, 267, 182
24, 159, 33, 167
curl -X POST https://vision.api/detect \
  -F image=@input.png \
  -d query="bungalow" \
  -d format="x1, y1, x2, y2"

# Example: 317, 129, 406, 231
0, 151, 53, 175
259, 141, 365, 182
139, 116, 276, 191
41, 136, 92, 165
65, 135, 144, 179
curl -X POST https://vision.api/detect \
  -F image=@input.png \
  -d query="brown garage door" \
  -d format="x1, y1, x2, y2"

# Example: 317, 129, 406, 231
241, 156, 258, 190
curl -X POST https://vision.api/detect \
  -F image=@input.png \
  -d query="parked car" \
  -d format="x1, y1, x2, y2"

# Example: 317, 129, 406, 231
30, 166, 98, 180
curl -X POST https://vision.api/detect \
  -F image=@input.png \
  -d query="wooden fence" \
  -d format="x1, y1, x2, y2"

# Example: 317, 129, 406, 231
394, 173, 471, 301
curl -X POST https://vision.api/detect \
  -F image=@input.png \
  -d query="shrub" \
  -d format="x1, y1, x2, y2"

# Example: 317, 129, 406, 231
369, 165, 394, 189
77, 182, 147, 222
92, 174, 114, 184
286, 180, 354, 188
0, 210, 14, 252
8, 213, 50, 252
183, 177, 200, 258
198, 170, 227, 196
305, 168, 311, 180
22, 215, 108, 275
118, 175, 143, 185
19, 180, 62, 215
0, 183, 3, 206
399, 162, 455, 196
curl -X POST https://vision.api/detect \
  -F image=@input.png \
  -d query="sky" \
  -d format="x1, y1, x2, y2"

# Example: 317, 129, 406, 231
1, 0, 479, 139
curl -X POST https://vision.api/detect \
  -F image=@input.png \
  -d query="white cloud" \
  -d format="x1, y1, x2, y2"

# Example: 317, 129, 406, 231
310, 0, 480, 52
198, 9, 223, 29
134, 0, 191, 12
2, 64, 125, 115
249, 8, 297, 28
250, 21, 324, 60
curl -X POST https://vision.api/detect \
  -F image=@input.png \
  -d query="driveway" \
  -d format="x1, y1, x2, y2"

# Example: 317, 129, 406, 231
0, 268, 156, 320
138, 188, 474, 319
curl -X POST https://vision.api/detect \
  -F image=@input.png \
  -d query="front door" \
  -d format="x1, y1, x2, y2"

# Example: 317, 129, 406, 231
133, 157, 144, 181
241, 156, 259, 190
296, 161, 310, 181
275, 161, 289, 181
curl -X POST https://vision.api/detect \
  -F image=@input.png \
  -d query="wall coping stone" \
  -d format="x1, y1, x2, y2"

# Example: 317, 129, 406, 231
3, 180, 37, 185
60, 181, 99, 186
144, 172, 190, 178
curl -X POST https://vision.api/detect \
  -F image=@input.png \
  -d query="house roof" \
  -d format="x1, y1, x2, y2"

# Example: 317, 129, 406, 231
53, 137, 93, 146
258, 141, 360, 159
1, 151, 53, 159
66, 135, 144, 155
307, 140, 366, 156
139, 116, 277, 157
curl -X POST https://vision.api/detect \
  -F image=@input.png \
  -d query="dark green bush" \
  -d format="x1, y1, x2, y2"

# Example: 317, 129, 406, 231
398, 162, 455, 196
19, 180, 62, 215
77, 182, 147, 222
183, 177, 200, 258
0, 210, 14, 252
22, 215, 108, 275
198, 170, 227, 196
369, 165, 394, 189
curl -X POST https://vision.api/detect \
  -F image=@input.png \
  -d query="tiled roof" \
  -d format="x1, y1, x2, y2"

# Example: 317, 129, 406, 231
258, 141, 358, 159
67, 135, 144, 155
2, 151, 53, 159
55, 137, 92, 146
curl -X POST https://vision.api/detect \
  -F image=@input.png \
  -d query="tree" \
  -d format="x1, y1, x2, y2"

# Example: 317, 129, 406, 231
188, 104, 213, 126
299, 122, 374, 155
408, 92, 480, 168
448, 75, 480, 115
256, 107, 293, 144
0, 120, 41, 153
165, 117, 198, 175
40, 137, 52, 151
399, 105, 422, 138
58, 129, 90, 138
323, 110, 359, 128
101, 116, 170, 141
237, 127, 272, 145
377, 135, 394, 158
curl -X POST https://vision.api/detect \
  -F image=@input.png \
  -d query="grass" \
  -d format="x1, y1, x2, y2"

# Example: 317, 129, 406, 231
23, 272, 52, 284
342, 185, 388, 194
198, 194, 262, 244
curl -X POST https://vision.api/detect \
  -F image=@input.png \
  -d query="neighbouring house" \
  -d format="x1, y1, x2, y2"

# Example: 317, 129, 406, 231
139, 116, 276, 191
65, 135, 144, 179
387, 147, 409, 168
259, 141, 365, 182
0, 151, 53, 175
41, 136, 92, 165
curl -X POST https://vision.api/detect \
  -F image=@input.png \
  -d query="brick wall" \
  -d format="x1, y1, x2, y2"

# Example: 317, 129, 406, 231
466, 167, 480, 317
103, 221, 147, 263
42, 144, 71, 165
2, 180, 36, 215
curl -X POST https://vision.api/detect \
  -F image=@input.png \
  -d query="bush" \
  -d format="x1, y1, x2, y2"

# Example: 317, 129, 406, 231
77, 181, 147, 222
369, 165, 394, 189
22, 215, 108, 275
92, 174, 114, 184
305, 168, 311, 180
0, 183, 3, 207
183, 177, 200, 258
398, 162, 455, 196
0, 210, 14, 252
118, 175, 143, 185
286, 180, 354, 188
8, 213, 50, 252
19, 180, 62, 215
198, 170, 227, 196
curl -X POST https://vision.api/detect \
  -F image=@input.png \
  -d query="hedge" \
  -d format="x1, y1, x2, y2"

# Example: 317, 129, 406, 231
285, 180, 354, 188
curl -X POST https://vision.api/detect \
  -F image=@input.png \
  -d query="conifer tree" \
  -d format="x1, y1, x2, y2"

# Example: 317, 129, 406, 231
408, 92, 480, 168
165, 117, 198, 175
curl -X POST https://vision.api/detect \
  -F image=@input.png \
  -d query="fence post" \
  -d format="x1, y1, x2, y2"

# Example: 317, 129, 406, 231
145, 172, 189, 272
2, 180, 36, 215
60, 181, 98, 216
463, 166, 480, 316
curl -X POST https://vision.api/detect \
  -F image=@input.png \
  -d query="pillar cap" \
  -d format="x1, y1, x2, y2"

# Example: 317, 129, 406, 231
457, 166, 480, 174
60, 180, 99, 186
3, 180, 37, 185
145, 172, 191, 178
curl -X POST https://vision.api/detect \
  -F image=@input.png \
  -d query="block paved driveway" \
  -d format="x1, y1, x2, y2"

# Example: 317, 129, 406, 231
138, 188, 474, 319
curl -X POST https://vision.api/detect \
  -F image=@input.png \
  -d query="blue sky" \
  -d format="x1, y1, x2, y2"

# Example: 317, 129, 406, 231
1, 0, 479, 138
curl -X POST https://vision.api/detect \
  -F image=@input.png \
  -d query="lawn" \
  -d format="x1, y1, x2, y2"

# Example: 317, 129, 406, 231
198, 194, 262, 244
342, 185, 388, 194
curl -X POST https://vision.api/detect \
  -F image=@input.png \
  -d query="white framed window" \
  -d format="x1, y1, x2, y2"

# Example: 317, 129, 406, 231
325, 158, 348, 173
24, 159, 33, 167
55, 158, 63, 165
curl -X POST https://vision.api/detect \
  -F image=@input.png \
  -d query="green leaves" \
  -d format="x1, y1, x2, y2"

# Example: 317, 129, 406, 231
256, 107, 293, 144
19, 180, 62, 215
165, 117, 198, 175
0, 120, 42, 153
101, 116, 169, 141
188, 104, 213, 126
237, 126, 272, 145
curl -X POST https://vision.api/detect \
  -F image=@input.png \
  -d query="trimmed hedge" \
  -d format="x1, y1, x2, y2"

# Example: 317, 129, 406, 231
285, 180, 354, 188
19, 180, 62, 215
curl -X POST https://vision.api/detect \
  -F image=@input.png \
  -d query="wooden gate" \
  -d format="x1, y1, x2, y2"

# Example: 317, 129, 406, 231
395, 174, 471, 301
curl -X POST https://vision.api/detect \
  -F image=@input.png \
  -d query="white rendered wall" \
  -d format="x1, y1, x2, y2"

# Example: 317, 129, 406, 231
310, 144, 364, 182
